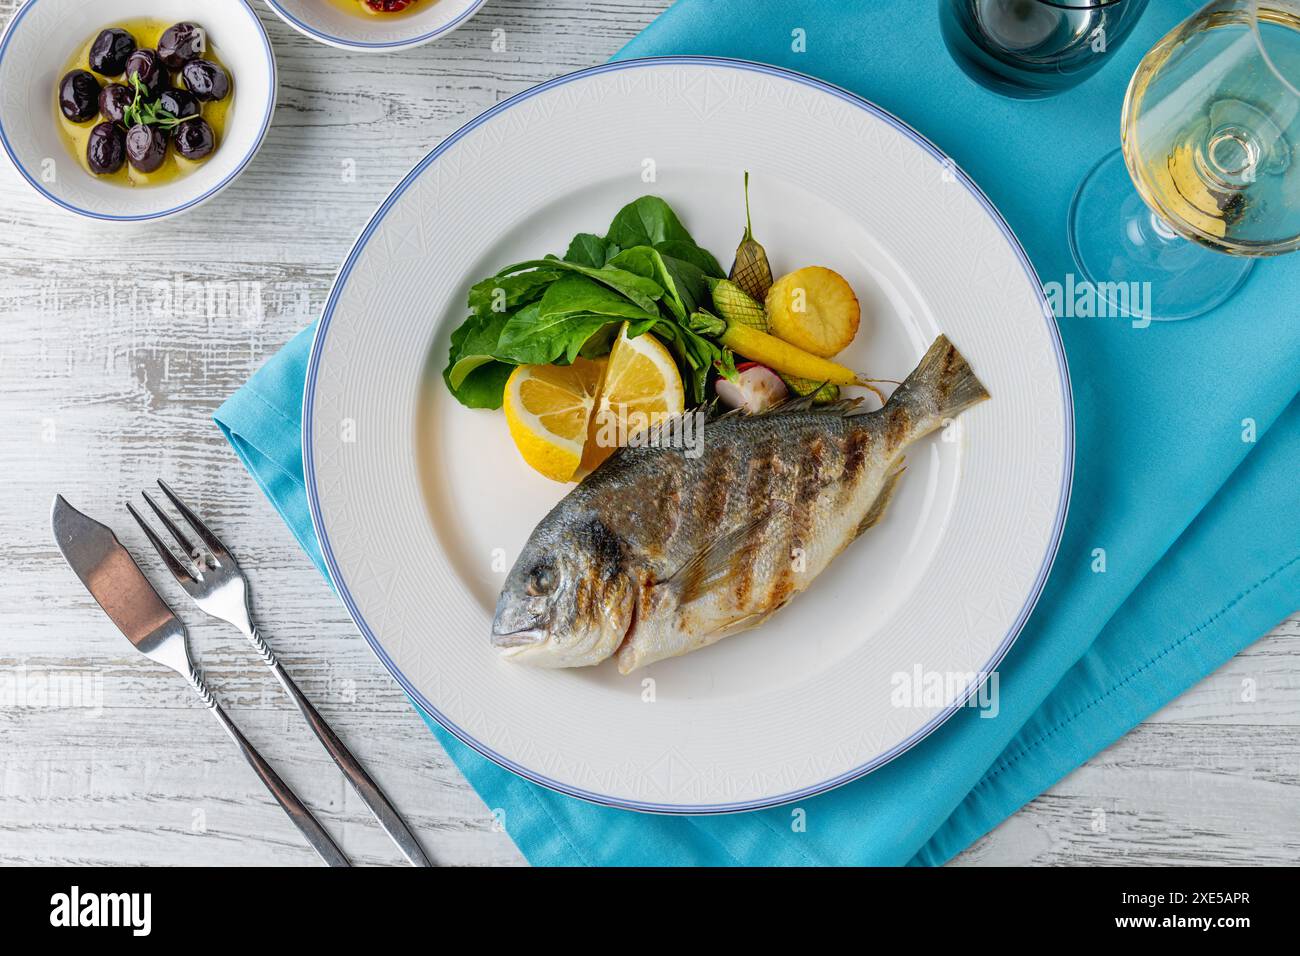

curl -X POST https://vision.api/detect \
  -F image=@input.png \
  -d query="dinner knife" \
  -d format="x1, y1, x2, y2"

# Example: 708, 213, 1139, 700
51, 494, 350, 867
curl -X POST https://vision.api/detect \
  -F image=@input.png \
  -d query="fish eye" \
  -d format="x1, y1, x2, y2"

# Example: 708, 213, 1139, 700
526, 565, 556, 596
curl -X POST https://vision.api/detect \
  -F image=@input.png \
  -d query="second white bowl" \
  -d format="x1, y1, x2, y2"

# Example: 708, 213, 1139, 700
263, 0, 486, 52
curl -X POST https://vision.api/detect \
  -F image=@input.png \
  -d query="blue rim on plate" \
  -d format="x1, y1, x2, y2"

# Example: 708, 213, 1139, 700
0, 0, 277, 222
303, 55, 1076, 815
262, 0, 486, 50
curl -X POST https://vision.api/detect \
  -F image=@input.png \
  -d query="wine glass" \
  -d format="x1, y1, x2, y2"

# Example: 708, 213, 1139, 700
940, 0, 1151, 99
1069, 0, 1300, 321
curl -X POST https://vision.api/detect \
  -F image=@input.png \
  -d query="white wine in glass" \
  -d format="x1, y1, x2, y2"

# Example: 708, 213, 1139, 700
1070, 0, 1300, 320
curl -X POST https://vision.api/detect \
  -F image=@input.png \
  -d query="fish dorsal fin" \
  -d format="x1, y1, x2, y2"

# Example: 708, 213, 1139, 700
660, 501, 791, 605
771, 393, 819, 414
855, 461, 906, 538
712, 393, 869, 421
765, 393, 866, 416
708, 403, 747, 423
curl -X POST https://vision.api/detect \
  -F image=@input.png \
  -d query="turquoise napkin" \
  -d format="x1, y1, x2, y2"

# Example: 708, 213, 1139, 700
216, 0, 1300, 865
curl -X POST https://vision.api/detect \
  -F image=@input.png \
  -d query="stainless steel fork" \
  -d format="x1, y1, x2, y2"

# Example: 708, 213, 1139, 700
128, 479, 432, 868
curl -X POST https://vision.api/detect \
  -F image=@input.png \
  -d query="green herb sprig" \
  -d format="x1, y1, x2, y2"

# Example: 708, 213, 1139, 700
122, 73, 201, 130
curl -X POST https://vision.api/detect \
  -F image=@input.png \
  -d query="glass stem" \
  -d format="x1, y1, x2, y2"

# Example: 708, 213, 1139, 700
1144, 209, 1181, 243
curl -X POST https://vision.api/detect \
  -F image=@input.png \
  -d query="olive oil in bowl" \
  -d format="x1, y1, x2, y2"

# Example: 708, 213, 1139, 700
55, 18, 234, 188
326, 0, 426, 19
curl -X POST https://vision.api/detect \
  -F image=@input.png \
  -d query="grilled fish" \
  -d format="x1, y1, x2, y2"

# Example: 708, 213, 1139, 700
491, 334, 989, 673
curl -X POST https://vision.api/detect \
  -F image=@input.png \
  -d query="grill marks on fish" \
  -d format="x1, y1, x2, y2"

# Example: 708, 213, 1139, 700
696, 443, 737, 541
654, 445, 728, 597
638, 454, 687, 565
839, 428, 873, 505
883, 405, 912, 456
574, 567, 599, 621
492, 335, 991, 674
772, 432, 828, 612
573, 517, 619, 620
733, 437, 782, 610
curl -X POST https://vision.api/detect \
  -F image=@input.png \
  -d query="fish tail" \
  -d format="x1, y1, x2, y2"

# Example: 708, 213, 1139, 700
886, 335, 989, 433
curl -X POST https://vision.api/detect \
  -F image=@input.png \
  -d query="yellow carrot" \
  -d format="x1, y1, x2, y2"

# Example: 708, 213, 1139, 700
718, 322, 860, 386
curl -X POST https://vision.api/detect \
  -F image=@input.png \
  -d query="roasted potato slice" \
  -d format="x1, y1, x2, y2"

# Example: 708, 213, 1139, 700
765, 266, 860, 357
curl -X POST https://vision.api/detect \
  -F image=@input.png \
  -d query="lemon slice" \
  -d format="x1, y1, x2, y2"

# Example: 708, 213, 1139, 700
583, 323, 685, 474
503, 358, 606, 482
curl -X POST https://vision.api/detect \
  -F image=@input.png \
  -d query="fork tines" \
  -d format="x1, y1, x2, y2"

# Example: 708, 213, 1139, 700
126, 479, 228, 585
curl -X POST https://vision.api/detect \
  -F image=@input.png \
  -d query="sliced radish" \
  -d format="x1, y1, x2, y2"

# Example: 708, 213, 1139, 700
715, 363, 788, 413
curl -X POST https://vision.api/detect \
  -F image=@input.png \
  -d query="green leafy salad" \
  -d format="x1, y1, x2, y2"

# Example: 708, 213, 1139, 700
442, 195, 738, 409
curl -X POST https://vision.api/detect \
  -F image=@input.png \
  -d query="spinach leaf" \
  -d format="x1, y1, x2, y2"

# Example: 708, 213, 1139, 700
467, 269, 559, 316
655, 239, 725, 279
577, 323, 620, 360
537, 274, 660, 324
496, 302, 625, 366
447, 312, 506, 379
606, 196, 695, 248
609, 247, 711, 321
490, 275, 662, 365
446, 360, 513, 409
604, 246, 655, 279
655, 253, 711, 317
495, 259, 663, 314
444, 312, 516, 408
446, 310, 508, 386
564, 233, 614, 268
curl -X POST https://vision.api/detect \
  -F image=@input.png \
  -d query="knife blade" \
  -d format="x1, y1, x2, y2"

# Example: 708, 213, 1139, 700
51, 494, 182, 658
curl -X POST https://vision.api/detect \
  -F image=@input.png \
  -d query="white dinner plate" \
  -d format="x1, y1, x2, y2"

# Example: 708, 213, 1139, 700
305, 57, 1073, 813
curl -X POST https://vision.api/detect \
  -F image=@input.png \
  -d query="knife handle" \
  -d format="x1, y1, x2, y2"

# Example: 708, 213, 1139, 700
249, 627, 432, 867
187, 665, 351, 868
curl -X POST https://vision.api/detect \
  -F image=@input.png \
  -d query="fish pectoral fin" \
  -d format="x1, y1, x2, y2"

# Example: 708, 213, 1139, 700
855, 461, 906, 538
659, 502, 792, 606
701, 609, 776, 645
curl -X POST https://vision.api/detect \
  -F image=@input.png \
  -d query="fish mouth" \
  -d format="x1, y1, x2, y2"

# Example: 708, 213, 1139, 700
490, 625, 548, 649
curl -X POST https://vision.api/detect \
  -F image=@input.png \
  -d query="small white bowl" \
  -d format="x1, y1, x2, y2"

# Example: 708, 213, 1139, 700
0, 0, 277, 222
263, 0, 486, 52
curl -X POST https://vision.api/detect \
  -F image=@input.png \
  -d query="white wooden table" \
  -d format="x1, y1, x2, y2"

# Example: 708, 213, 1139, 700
1, 0, 1295, 867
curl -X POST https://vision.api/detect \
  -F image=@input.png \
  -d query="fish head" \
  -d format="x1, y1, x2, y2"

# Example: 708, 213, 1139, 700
492, 513, 634, 668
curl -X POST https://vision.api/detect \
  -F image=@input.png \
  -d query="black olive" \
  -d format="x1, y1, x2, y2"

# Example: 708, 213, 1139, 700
158, 22, 207, 70
124, 49, 165, 98
98, 83, 133, 124
88, 28, 136, 76
174, 118, 215, 161
86, 122, 126, 175
158, 88, 200, 124
125, 123, 168, 173
58, 70, 101, 122
181, 59, 230, 102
